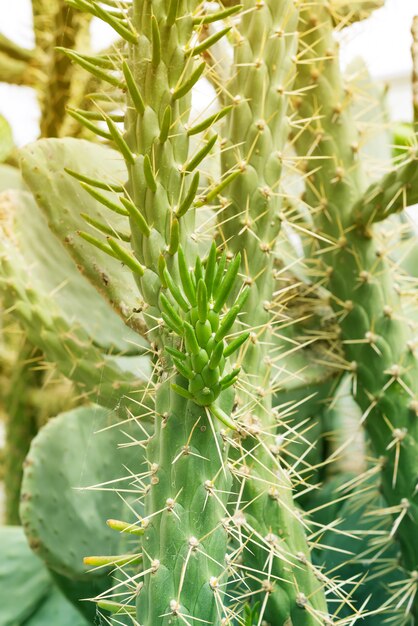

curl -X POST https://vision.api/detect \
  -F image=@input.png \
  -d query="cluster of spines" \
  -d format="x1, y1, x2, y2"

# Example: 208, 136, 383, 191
11, 0, 418, 625
60, 0, 247, 322
292, 2, 418, 620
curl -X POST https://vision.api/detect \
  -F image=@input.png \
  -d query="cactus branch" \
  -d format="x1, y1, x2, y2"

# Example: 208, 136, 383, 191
293, 3, 418, 618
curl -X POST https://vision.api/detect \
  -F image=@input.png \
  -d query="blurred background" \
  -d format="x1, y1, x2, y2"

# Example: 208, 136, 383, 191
0, 0, 417, 146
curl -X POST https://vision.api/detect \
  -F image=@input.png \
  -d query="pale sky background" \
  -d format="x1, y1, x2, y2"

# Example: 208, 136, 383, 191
0, 0, 417, 146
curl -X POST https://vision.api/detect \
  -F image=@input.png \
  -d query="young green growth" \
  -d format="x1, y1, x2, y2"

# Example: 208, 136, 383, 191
161, 244, 248, 428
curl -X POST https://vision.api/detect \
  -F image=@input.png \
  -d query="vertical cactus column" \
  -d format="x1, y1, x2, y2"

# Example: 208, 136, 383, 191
137, 249, 251, 624
32, 0, 91, 138
293, 1, 418, 618
115, 3, 228, 621
63, 1, 251, 623
219, 2, 329, 623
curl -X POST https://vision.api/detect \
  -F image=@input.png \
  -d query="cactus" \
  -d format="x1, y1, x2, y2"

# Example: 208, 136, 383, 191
30, 0, 91, 138
46, 1, 330, 623
0, 526, 51, 624
2, 1, 418, 625
0, 526, 90, 625
0, 189, 151, 411
3, 340, 42, 525
292, 1, 418, 618
0, 1, 128, 539
213, 3, 330, 622
19, 139, 145, 330
413, 16, 418, 126
20, 405, 147, 620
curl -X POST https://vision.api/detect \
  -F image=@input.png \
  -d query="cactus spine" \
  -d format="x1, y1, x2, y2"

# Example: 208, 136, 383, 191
58, 0, 330, 623
3, 0, 418, 624
293, 1, 418, 617
219, 2, 328, 622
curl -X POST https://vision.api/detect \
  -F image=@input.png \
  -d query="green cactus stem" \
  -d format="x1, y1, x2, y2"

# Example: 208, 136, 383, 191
56, 1, 332, 622
293, 1, 418, 618
135, 247, 249, 624
138, 381, 234, 624
218, 2, 329, 622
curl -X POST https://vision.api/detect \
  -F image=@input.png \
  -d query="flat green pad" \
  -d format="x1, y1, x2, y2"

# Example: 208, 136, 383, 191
23, 586, 90, 626
20, 405, 146, 581
1, 189, 144, 354
0, 526, 51, 626
0, 526, 92, 626
0, 164, 26, 192
0, 190, 151, 410
20, 138, 144, 332
0, 114, 14, 162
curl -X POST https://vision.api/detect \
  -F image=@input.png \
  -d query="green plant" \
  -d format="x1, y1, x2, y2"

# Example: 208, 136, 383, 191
0, 0, 126, 528
1, 1, 418, 625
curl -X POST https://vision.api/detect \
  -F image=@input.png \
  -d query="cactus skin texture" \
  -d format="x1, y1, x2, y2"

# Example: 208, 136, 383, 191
0, 526, 90, 625
137, 249, 247, 624
293, 1, 418, 617
412, 16, 418, 126
216, 1, 329, 622
13, 0, 329, 623
54, 0, 329, 621
4, 341, 42, 525
20, 405, 146, 620
0, 188, 152, 412
138, 382, 234, 625
4, 0, 418, 625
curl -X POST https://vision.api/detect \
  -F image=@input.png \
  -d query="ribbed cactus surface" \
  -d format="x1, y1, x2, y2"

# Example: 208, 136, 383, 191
1, 1, 418, 625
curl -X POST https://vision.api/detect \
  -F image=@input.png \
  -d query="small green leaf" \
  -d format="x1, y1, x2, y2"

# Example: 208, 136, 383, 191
143, 154, 157, 192
171, 383, 193, 400
159, 106, 172, 143
184, 321, 200, 355
151, 15, 161, 66
214, 253, 241, 312
178, 247, 196, 306
185, 135, 217, 173
187, 27, 231, 57
224, 332, 250, 358
120, 196, 151, 237
192, 5, 243, 26
209, 404, 236, 430
168, 217, 180, 255
163, 269, 190, 312
172, 63, 205, 100
177, 172, 200, 217
215, 305, 240, 341
197, 279, 208, 323
123, 61, 145, 115
107, 238, 145, 275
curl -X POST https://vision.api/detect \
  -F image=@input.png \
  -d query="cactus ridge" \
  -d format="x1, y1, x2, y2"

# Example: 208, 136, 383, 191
292, 2, 418, 618
3, 0, 418, 625
49, 2, 334, 624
